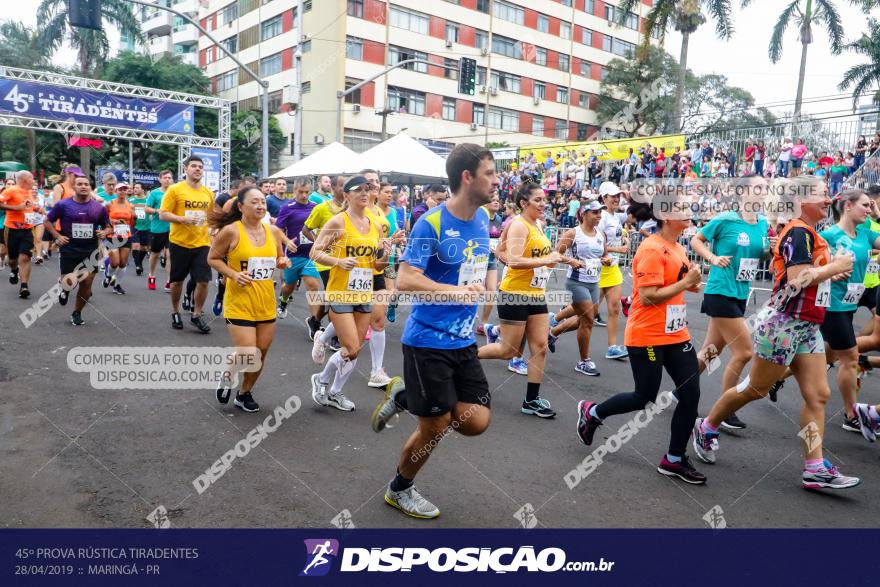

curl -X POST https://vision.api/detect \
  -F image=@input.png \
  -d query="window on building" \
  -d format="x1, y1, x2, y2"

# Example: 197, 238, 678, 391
268, 90, 283, 113
301, 81, 311, 93
476, 0, 489, 13
473, 104, 484, 125
560, 22, 571, 40
346, 36, 363, 60
442, 98, 456, 121
487, 107, 518, 132
605, 4, 639, 29
560, 0, 572, 6
475, 30, 488, 49
219, 3, 238, 26
535, 47, 547, 66
533, 117, 544, 136
476, 66, 487, 85
577, 122, 588, 141
602, 34, 611, 52
389, 6, 430, 34
557, 87, 568, 104
205, 48, 214, 65
492, 35, 522, 59
490, 70, 521, 93
556, 121, 567, 139
578, 93, 588, 108
302, 40, 311, 52
584, 0, 594, 12
344, 78, 362, 104
216, 70, 238, 91
259, 52, 282, 76
387, 86, 426, 115
444, 58, 459, 80
582, 28, 592, 46
580, 60, 590, 76
347, 0, 363, 18
600, 66, 609, 80
493, 1, 524, 25
558, 54, 569, 72
534, 82, 545, 100
389, 46, 428, 73
537, 15, 549, 32
445, 22, 459, 44
611, 38, 635, 57
260, 14, 282, 41
222, 35, 238, 53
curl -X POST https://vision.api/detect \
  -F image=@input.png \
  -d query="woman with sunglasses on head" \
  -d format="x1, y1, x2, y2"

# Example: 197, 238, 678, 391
208, 186, 291, 413
310, 176, 390, 412
480, 181, 578, 418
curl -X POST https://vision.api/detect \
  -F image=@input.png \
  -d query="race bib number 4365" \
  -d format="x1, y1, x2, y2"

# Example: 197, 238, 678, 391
347, 267, 372, 292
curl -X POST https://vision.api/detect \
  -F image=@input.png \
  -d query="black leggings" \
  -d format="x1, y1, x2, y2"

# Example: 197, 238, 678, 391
595, 341, 700, 457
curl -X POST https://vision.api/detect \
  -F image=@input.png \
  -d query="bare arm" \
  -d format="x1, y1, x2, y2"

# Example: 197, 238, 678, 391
690, 232, 730, 267
639, 265, 702, 306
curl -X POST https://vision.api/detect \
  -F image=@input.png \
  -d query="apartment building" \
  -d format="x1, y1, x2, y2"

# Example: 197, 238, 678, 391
195, 0, 651, 171
138, 0, 202, 67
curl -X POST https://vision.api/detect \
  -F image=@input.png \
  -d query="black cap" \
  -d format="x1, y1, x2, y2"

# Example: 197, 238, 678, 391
344, 176, 369, 192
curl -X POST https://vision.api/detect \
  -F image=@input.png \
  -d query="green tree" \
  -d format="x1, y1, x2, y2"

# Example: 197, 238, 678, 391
615, 0, 734, 132
838, 18, 880, 109
36, 0, 144, 174
230, 111, 286, 179
680, 74, 778, 133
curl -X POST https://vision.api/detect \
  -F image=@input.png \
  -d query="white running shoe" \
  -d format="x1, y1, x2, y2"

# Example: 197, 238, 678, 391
326, 391, 355, 411
368, 368, 393, 388
310, 373, 329, 406
384, 484, 440, 519
311, 329, 326, 364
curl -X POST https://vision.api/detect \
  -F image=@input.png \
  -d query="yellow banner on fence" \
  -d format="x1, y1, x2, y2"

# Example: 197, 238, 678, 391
518, 134, 687, 162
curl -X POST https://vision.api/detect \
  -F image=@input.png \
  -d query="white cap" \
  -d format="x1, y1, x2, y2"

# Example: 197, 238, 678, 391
598, 181, 621, 197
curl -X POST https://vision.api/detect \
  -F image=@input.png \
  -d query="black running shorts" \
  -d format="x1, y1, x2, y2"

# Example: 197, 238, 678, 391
820, 310, 856, 351
169, 243, 211, 283
150, 231, 169, 253
4, 228, 34, 258
402, 343, 491, 417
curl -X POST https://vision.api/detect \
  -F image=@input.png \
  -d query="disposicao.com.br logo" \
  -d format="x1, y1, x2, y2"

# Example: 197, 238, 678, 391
299, 541, 614, 575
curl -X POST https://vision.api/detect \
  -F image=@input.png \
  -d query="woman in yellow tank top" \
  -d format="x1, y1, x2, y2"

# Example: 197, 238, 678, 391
207, 186, 291, 413
309, 175, 390, 412
479, 182, 578, 419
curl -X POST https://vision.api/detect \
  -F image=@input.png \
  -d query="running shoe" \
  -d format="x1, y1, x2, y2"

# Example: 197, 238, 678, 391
368, 368, 393, 388
768, 379, 783, 402
507, 357, 528, 375
182, 293, 193, 312
159, 254, 166, 268
276, 303, 288, 319
33, 256, 43, 266
216, 375, 232, 404
310, 373, 329, 406
692, 418, 719, 464
135, 265, 143, 276
521, 399, 556, 418
594, 314, 607, 327
112, 284, 126, 295
476, 323, 486, 336
102, 273, 111, 288
148, 275, 156, 290
163, 281, 171, 293
657, 455, 706, 485
605, 345, 629, 360
58, 289, 69, 306
212, 295, 223, 317
576, 400, 602, 446
386, 303, 396, 323
190, 314, 211, 334
328, 336, 341, 352
171, 312, 183, 330
802, 462, 860, 490
306, 316, 322, 341
103, 257, 110, 277
384, 485, 440, 519
371, 376, 406, 433
311, 329, 326, 364
485, 323, 500, 344
549, 312, 559, 328
233, 392, 260, 413
70, 311, 84, 326
853, 403, 878, 442
327, 391, 355, 411
18, 285, 30, 299
547, 333, 558, 353
574, 359, 599, 376
721, 413, 747, 430
842, 416, 862, 433
9, 270, 18, 285
621, 296, 631, 317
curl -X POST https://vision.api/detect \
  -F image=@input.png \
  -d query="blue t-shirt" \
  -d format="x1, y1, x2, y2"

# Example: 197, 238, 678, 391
392, 205, 406, 230
275, 200, 316, 259
266, 195, 286, 218
820, 224, 880, 312
401, 204, 490, 349
146, 188, 170, 234
700, 212, 769, 300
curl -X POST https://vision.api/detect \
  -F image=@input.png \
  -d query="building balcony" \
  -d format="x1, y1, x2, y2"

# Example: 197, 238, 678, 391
170, 0, 198, 16
177, 52, 198, 67
142, 10, 172, 35
147, 35, 172, 56
172, 24, 200, 46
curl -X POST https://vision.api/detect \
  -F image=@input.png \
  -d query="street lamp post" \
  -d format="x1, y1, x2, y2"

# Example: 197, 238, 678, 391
123, 0, 270, 177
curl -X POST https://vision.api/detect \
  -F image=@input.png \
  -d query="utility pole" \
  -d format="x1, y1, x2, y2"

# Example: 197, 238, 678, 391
123, 0, 271, 177
293, 0, 304, 161
377, 107, 396, 141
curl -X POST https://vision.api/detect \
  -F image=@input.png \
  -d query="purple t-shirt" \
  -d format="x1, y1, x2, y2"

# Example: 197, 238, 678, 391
275, 200, 316, 258
46, 197, 110, 254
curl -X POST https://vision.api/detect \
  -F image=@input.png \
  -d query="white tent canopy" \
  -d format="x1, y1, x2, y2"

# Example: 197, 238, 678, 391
356, 133, 448, 184
275, 142, 360, 178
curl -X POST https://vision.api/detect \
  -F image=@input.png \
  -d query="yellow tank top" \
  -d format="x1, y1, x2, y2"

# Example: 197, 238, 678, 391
224, 221, 278, 322
366, 206, 391, 275
500, 216, 552, 297
325, 211, 380, 305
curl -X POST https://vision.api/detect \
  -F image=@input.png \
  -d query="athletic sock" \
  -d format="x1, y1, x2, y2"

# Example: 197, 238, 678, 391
319, 350, 343, 384
330, 357, 357, 395
279, 294, 291, 304
216, 279, 225, 299
526, 382, 540, 403
700, 419, 719, 436
320, 322, 337, 344
805, 458, 824, 472
589, 404, 601, 420
115, 266, 126, 285
390, 469, 414, 492
370, 329, 386, 373
666, 454, 682, 463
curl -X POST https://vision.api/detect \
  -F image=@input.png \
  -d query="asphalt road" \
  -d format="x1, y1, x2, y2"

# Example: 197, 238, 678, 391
2, 258, 879, 530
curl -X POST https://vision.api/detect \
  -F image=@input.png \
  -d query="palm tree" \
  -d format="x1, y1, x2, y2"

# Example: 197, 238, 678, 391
838, 18, 880, 110
615, 0, 734, 133
36, 0, 144, 173
741, 0, 845, 126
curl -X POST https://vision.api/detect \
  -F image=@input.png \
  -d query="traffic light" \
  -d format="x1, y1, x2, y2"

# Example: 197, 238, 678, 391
69, 0, 102, 31
458, 57, 476, 96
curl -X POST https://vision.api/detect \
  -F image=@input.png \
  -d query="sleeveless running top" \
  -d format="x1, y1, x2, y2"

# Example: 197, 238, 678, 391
224, 221, 278, 322
326, 211, 380, 305
567, 225, 605, 283
499, 216, 552, 297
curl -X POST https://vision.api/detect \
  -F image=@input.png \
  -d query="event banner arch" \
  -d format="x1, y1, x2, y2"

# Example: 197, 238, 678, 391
517, 134, 687, 162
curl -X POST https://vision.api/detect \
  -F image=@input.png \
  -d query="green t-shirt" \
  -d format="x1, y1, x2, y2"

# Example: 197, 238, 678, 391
699, 211, 769, 300
128, 196, 151, 231
308, 191, 331, 206
820, 224, 880, 312
861, 218, 880, 288
146, 188, 170, 234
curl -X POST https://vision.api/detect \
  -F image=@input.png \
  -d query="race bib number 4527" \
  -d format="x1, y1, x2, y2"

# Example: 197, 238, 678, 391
247, 257, 276, 281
